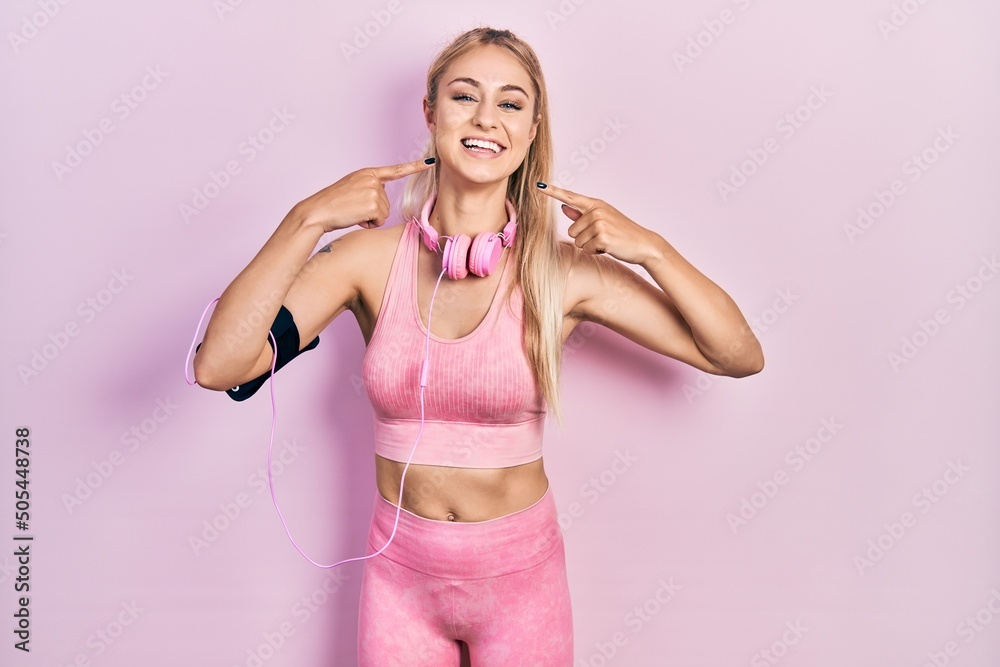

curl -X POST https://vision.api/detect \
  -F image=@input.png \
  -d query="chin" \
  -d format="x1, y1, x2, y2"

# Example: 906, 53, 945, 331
440, 153, 521, 186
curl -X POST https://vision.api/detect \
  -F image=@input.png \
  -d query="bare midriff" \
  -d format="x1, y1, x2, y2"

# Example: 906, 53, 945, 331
375, 454, 548, 523
358, 225, 577, 525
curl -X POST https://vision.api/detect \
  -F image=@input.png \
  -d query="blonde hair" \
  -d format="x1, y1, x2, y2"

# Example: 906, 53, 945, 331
399, 26, 568, 424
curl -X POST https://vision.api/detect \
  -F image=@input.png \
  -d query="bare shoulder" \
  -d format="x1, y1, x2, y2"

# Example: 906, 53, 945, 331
286, 221, 409, 345
326, 222, 408, 323
351, 222, 407, 281
307, 222, 406, 284
289, 222, 407, 311
315, 220, 405, 259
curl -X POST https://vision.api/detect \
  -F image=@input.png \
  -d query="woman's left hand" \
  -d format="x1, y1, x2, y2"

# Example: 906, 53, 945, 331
537, 182, 666, 266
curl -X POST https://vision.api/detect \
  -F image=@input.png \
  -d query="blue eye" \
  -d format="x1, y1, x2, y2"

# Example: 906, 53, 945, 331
451, 94, 523, 111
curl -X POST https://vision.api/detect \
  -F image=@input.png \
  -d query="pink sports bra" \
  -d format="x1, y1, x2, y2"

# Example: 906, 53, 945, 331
361, 219, 546, 469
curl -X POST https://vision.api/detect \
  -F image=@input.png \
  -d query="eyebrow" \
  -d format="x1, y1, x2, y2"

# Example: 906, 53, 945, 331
446, 77, 530, 99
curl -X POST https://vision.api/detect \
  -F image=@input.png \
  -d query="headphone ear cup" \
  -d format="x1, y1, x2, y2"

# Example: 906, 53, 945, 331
468, 233, 503, 277
442, 234, 471, 280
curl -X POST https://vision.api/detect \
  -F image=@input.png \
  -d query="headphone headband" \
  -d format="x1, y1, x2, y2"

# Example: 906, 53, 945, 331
415, 193, 517, 253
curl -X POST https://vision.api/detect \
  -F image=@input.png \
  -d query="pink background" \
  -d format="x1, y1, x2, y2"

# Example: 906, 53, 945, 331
3, 0, 999, 665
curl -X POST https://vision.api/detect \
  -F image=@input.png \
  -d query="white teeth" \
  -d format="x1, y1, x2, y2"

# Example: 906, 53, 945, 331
462, 138, 502, 153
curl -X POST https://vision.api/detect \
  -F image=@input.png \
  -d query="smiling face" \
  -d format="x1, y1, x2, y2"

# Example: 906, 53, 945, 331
425, 44, 540, 187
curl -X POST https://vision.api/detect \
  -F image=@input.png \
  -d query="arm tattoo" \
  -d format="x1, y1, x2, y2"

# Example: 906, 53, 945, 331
318, 243, 332, 253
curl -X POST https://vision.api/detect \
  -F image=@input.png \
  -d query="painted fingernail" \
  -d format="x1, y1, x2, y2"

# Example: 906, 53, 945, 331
424, 157, 436, 164
536, 181, 547, 189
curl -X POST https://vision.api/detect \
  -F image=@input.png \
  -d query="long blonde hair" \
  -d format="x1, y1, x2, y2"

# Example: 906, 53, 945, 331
399, 26, 567, 424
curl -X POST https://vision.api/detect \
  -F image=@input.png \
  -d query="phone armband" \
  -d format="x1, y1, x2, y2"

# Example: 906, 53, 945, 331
196, 305, 320, 402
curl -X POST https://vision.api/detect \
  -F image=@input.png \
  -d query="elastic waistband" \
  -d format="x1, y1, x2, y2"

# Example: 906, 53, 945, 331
367, 483, 561, 579
372, 416, 544, 468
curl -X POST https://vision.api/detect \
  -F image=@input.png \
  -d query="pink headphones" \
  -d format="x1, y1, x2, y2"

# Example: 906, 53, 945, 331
413, 192, 517, 279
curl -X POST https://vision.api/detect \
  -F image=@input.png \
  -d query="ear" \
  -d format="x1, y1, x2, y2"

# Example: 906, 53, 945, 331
423, 97, 435, 132
528, 113, 540, 143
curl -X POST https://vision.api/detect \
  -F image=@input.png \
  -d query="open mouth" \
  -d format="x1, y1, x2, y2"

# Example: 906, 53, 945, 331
460, 137, 505, 154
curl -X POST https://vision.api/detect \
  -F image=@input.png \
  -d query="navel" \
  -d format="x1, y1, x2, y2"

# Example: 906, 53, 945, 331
446, 511, 458, 522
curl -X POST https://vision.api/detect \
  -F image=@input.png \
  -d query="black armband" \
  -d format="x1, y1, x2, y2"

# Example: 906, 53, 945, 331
195, 305, 320, 402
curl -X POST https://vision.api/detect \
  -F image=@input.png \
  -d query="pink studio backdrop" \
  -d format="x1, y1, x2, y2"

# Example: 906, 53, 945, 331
2, 1, 998, 665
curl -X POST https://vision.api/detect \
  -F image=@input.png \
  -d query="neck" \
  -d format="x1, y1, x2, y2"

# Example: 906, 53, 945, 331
430, 171, 511, 239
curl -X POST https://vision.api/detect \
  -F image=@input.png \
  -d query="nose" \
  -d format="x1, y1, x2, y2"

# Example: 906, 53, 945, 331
474, 100, 497, 129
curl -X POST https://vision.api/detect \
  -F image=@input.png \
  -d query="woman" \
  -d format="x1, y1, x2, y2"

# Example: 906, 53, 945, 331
193, 26, 763, 667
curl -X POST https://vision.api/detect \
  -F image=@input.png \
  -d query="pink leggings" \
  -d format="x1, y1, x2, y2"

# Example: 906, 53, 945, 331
357, 482, 574, 666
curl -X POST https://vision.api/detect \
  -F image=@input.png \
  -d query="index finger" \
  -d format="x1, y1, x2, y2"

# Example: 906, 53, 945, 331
536, 182, 597, 212
371, 158, 436, 182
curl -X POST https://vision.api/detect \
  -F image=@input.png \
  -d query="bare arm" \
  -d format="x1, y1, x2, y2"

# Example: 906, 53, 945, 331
192, 158, 436, 391
541, 182, 764, 377
192, 207, 326, 390
640, 239, 762, 376
565, 242, 763, 377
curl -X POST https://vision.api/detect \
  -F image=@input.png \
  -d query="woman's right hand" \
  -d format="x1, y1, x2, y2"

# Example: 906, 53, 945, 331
295, 158, 436, 233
